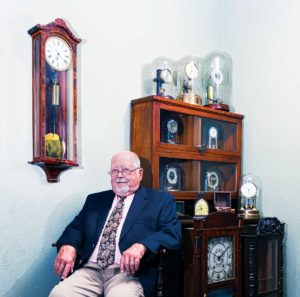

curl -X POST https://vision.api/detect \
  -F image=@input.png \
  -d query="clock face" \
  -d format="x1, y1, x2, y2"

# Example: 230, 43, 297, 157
167, 119, 178, 134
207, 171, 219, 190
211, 67, 224, 86
195, 198, 209, 216
208, 236, 233, 283
160, 68, 172, 83
209, 127, 217, 138
241, 182, 257, 198
166, 167, 178, 185
184, 61, 199, 79
45, 36, 72, 71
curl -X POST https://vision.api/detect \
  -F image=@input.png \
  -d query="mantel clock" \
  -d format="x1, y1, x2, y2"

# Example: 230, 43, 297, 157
28, 18, 81, 182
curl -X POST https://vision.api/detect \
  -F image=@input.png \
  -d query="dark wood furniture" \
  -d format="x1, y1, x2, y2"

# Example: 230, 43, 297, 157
130, 96, 285, 297
28, 19, 81, 182
241, 217, 285, 297
183, 212, 241, 297
131, 96, 244, 215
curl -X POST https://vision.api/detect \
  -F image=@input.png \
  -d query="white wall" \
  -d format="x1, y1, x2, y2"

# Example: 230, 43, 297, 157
0, 1, 223, 296
224, 0, 300, 296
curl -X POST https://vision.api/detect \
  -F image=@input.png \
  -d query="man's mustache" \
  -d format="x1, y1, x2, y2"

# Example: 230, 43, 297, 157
115, 178, 128, 183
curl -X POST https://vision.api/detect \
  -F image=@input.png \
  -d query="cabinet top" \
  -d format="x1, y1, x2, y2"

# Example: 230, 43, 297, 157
131, 96, 244, 120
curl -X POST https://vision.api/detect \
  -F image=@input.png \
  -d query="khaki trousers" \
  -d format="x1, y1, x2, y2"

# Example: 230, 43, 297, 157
49, 263, 144, 297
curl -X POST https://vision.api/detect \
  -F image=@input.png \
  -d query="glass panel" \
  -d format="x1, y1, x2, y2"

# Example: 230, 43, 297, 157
44, 63, 74, 161
160, 110, 238, 153
201, 161, 236, 192
202, 118, 237, 152
33, 38, 40, 158
159, 158, 200, 191
258, 239, 278, 293
208, 288, 233, 297
66, 66, 74, 160
160, 110, 200, 146
159, 158, 236, 192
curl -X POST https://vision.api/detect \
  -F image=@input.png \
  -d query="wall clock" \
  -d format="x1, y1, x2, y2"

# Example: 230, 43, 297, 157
28, 18, 81, 182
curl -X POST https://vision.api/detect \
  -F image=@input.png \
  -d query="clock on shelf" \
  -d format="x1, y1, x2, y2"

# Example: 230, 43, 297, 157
194, 192, 209, 219
28, 18, 81, 182
202, 51, 232, 111
152, 57, 174, 99
176, 56, 202, 105
184, 212, 241, 297
239, 173, 262, 220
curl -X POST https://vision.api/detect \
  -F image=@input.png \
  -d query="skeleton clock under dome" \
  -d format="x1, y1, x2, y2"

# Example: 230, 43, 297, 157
28, 19, 81, 182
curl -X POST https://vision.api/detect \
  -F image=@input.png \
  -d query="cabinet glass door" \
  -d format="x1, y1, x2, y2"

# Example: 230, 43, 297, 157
202, 118, 237, 152
159, 157, 237, 192
160, 109, 238, 152
258, 239, 278, 293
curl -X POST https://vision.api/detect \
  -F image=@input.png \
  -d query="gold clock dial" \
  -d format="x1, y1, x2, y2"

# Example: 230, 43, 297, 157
45, 36, 72, 71
195, 198, 209, 216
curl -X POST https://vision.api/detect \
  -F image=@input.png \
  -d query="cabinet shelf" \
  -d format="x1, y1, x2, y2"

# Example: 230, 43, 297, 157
131, 96, 244, 214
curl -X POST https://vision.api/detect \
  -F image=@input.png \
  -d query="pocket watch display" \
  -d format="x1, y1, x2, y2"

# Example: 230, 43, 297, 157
214, 191, 232, 211
239, 173, 262, 220
208, 236, 234, 283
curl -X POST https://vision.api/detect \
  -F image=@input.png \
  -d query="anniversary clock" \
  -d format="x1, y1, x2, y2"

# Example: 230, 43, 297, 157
160, 163, 184, 191
202, 51, 232, 111
160, 113, 183, 144
184, 212, 241, 297
176, 56, 202, 105
28, 19, 81, 182
239, 173, 262, 220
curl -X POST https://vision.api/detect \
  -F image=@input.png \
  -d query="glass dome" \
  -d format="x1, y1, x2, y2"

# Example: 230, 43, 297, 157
202, 51, 232, 111
175, 56, 202, 105
152, 57, 175, 99
239, 173, 262, 220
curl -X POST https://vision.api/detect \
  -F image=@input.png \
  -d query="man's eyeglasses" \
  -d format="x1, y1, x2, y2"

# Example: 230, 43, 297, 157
108, 167, 140, 177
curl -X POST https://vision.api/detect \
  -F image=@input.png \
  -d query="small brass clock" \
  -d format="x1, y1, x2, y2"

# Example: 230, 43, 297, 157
195, 198, 209, 217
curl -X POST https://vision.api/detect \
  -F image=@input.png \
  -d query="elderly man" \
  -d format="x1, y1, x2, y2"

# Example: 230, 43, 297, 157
49, 150, 181, 297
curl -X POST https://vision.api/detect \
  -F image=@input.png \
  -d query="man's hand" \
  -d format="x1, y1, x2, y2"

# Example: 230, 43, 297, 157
54, 245, 76, 279
120, 243, 147, 274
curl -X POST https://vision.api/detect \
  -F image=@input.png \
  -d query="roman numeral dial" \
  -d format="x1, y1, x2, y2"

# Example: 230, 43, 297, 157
45, 36, 72, 71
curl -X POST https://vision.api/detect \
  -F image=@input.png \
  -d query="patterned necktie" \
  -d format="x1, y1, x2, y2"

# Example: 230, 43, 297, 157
97, 196, 126, 269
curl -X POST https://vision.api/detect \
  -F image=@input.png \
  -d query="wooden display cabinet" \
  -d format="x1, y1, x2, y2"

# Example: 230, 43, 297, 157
130, 96, 244, 215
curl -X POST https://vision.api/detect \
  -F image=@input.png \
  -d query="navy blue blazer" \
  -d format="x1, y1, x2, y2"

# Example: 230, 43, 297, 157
56, 186, 181, 296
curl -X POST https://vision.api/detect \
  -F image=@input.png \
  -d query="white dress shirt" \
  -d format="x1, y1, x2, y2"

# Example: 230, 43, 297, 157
88, 193, 135, 264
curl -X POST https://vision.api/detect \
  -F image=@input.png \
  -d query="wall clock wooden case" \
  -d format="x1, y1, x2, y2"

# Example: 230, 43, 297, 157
28, 18, 81, 182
